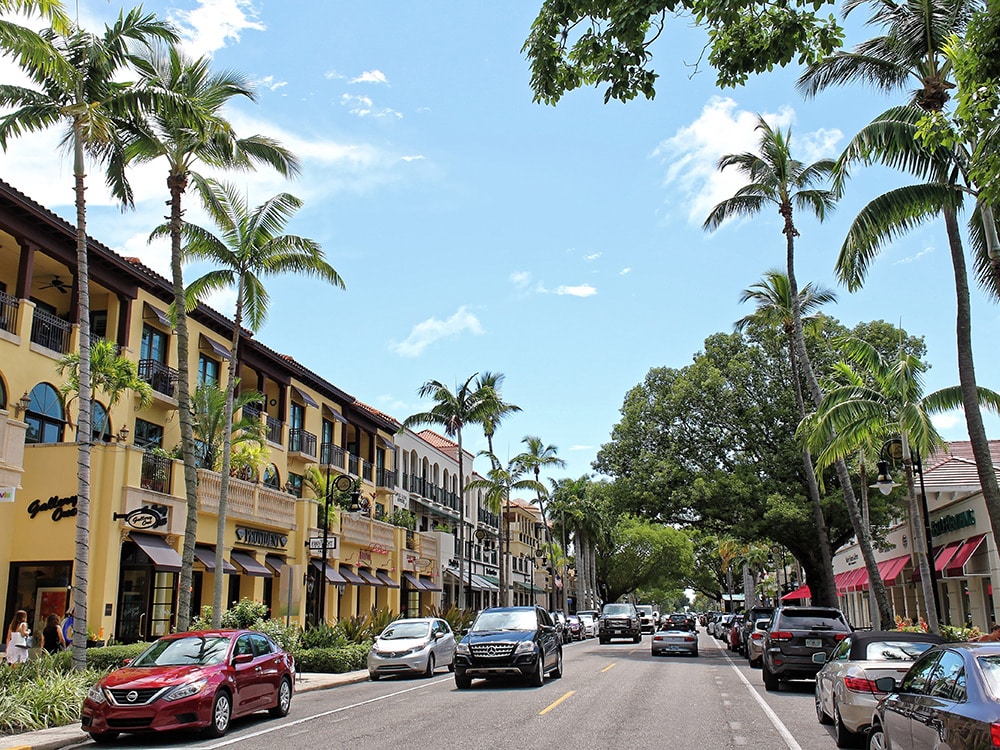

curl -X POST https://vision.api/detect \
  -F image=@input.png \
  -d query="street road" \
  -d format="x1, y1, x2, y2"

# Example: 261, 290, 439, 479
65, 629, 844, 750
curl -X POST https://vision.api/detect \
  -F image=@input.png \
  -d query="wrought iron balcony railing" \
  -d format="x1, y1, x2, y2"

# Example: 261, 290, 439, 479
137, 359, 177, 397
30, 307, 71, 353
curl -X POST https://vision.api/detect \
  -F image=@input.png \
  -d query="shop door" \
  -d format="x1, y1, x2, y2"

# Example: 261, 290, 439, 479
117, 567, 150, 643
149, 572, 176, 637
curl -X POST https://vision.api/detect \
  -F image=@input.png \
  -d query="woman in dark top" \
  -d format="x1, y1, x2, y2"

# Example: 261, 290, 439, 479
42, 613, 66, 653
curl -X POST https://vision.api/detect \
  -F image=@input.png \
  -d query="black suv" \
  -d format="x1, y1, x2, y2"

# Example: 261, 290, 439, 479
665, 612, 696, 632
762, 606, 851, 691
598, 602, 642, 643
454, 606, 563, 689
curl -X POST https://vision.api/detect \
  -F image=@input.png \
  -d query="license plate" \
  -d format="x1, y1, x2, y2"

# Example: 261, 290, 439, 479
806, 638, 822, 648
613, 629, 622, 633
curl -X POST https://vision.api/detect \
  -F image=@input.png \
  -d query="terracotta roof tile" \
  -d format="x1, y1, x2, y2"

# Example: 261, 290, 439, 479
418, 429, 457, 450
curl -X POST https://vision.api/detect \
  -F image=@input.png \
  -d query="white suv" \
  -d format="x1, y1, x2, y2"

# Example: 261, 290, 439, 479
636, 604, 656, 634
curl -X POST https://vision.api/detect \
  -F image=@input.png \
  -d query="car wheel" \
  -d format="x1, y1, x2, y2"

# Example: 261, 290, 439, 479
762, 662, 780, 692
269, 677, 292, 718
455, 672, 472, 690
369, 671, 380, 681
447, 658, 455, 673
867, 723, 886, 750
599, 636, 608, 644
89, 732, 120, 745
834, 700, 860, 748
424, 653, 436, 678
204, 690, 232, 738
550, 649, 563, 679
633, 634, 641, 643
815, 685, 833, 725
531, 654, 545, 687
691, 650, 698, 657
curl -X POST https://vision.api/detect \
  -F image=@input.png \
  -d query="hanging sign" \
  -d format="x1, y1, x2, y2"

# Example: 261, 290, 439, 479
113, 505, 167, 530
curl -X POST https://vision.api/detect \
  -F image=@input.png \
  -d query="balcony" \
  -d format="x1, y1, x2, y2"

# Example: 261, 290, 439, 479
30, 308, 71, 353
0, 290, 17, 334
478, 508, 499, 529
197, 468, 296, 528
320, 442, 346, 469
376, 467, 396, 488
264, 413, 282, 445
138, 359, 177, 397
288, 428, 317, 458
140, 450, 173, 494
340, 513, 396, 551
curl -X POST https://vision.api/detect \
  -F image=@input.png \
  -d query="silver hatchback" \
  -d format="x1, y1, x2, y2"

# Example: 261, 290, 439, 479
368, 617, 457, 680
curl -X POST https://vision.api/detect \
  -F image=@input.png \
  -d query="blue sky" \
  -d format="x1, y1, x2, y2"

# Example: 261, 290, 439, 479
1, 1, 997, 487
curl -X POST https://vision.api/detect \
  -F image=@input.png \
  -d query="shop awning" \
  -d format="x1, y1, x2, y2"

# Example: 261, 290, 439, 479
878, 555, 911, 586
837, 568, 865, 594
418, 576, 441, 592
130, 533, 182, 573
311, 559, 347, 585
834, 571, 853, 596
265, 555, 288, 576
230, 550, 272, 578
403, 572, 431, 591
470, 574, 499, 592
514, 581, 546, 595
194, 545, 238, 574
781, 585, 811, 601
201, 334, 232, 361
144, 303, 171, 327
945, 534, 987, 577
375, 569, 400, 588
847, 567, 869, 593
913, 541, 964, 581
357, 568, 384, 587
479, 574, 500, 587
339, 566, 366, 585
292, 385, 318, 408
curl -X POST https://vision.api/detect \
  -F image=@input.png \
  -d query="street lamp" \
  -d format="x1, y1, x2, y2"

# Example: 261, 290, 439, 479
317, 451, 359, 625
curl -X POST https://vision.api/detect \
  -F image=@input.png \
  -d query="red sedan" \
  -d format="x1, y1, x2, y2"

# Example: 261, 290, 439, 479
81, 630, 294, 744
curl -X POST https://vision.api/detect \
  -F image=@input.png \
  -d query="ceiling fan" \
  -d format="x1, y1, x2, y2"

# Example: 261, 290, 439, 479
39, 276, 70, 294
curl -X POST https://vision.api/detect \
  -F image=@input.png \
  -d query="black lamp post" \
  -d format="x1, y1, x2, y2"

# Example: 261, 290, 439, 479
318, 451, 359, 625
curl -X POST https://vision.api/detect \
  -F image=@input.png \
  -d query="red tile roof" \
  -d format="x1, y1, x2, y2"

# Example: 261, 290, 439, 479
921, 441, 1000, 492
418, 429, 457, 451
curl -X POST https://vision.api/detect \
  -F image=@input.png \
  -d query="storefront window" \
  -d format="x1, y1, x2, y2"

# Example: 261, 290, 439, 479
4, 561, 72, 638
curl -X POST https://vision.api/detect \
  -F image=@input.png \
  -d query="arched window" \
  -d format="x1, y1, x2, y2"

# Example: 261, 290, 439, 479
262, 463, 280, 489
92, 402, 112, 442
25, 383, 64, 444
0, 374, 6, 409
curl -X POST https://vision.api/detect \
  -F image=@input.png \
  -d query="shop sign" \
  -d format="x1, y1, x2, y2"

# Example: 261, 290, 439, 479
113, 505, 167, 530
931, 509, 975, 537
236, 526, 287, 549
0, 487, 15, 503
307, 536, 338, 553
27, 495, 77, 522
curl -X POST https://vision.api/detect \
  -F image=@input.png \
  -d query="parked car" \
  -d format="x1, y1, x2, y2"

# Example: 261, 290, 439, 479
762, 606, 852, 691
715, 613, 737, 642
577, 612, 598, 638
651, 627, 699, 657
728, 614, 745, 652
453, 606, 563, 689
741, 606, 774, 655
746, 616, 772, 668
81, 630, 294, 744
566, 614, 584, 641
867, 642, 1000, 750
813, 630, 945, 748
598, 602, 642, 644
550, 611, 568, 643
368, 617, 457, 681
636, 604, 657, 634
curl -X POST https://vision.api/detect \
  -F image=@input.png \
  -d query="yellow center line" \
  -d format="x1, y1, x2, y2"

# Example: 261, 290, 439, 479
539, 690, 575, 715
601, 662, 616, 673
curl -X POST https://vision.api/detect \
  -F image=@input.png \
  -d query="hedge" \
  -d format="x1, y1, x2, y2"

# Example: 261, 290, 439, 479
293, 642, 371, 673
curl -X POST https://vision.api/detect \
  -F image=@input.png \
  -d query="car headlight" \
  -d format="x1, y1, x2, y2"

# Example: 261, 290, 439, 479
456, 642, 470, 655
86, 684, 107, 704
514, 640, 536, 655
163, 678, 208, 702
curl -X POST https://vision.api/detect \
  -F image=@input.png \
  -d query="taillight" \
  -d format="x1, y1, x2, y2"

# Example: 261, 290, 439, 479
685, 636, 695, 643
751, 633, 764, 641
991, 722, 1000, 747
835, 633, 849, 641
770, 631, 793, 641
843, 676, 880, 694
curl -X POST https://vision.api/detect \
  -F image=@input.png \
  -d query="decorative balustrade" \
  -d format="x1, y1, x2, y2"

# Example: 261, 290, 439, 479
138, 359, 177, 397
196, 468, 295, 527
340, 513, 396, 551
289, 428, 317, 457
0, 291, 17, 334
30, 307, 70, 353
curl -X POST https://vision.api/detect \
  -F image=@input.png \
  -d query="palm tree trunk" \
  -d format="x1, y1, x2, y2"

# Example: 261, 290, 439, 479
168, 174, 200, 632
71, 123, 92, 670
904, 460, 938, 633
456, 431, 467, 611
784, 217, 894, 628
944, 204, 1000, 588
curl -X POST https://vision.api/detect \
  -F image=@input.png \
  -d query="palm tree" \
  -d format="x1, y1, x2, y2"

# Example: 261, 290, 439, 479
801, 0, 1000, 580
403, 374, 494, 610
465, 453, 544, 605
189, 383, 265, 471
133, 44, 299, 630
735, 271, 839, 608
0, 8, 177, 668
806, 336, 1000, 632
704, 116, 896, 629
515, 436, 566, 610
179, 178, 344, 626
474, 371, 521, 470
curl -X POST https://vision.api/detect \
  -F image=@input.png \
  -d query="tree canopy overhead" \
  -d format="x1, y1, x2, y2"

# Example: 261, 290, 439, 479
523, 0, 845, 101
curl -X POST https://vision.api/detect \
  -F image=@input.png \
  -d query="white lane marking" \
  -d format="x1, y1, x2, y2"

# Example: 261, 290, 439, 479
711, 636, 804, 750
202, 675, 453, 749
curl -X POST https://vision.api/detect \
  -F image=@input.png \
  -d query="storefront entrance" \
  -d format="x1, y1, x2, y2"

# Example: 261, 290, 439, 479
4, 560, 72, 637
116, 540, 178, 643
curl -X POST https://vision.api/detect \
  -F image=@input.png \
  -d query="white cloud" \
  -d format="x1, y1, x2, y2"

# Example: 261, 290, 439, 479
620, 267, 631, 275
256, 75, 287, 93
169, 0, 266, 58
655, 96, 807, 227
340, 94, 401, 119
510, 271, 531, 288
555, 284, 597, 297
931, 410, 964, 433
350, 70, 389, 85
895, 246, 934, 265
391, 306, 484, 357
584, 252, 602, 262
324, 70, 345, 81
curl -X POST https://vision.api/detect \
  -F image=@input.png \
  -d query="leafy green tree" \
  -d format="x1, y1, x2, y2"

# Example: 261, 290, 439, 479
403, 374, 495, 610
515, 436, 566, 610
548, 476, 609, 611
0, 8, 176, 669
189, 383, 265, 471
598, 515, 694, 604
180, 179, 343, 626
523, 0, 844, 98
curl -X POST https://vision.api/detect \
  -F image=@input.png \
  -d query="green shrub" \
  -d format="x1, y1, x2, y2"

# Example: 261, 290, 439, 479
368, 608, 398, 637
251, 618, 302, 653
301, 621, 348, 650
222, 599, 269, 629
294, 642, 371, 673
338, 613, 375, 643
83, 642, 151, 671
0, 655, 105, 734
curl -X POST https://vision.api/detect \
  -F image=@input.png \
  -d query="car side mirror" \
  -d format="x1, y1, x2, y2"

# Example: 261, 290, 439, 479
812, 652, 828, 664
121, 658, 132, 666
874, 676, 898, 693
432, 631, 443, 640
233, 653, 254, 666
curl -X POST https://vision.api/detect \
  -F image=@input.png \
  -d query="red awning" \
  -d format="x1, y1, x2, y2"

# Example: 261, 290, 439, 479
878, 555, 911, 586
834, 571, 853, 596
852, 566, 871, 592
945, 534, 987, 577
781, 585, 811, 601
913, 541, 964, 581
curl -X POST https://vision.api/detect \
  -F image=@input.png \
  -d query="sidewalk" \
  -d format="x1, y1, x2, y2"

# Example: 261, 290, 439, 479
0, 670, 370, 750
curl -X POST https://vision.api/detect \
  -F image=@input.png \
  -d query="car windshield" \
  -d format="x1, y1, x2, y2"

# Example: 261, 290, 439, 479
380, 622, 431, 640
473, 610, 537, 631
637, 606, 653, 615
864, 641, 938, 661
131, 635, 231, 667
603, 604, 633, 616
979, 655, 1000, 700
